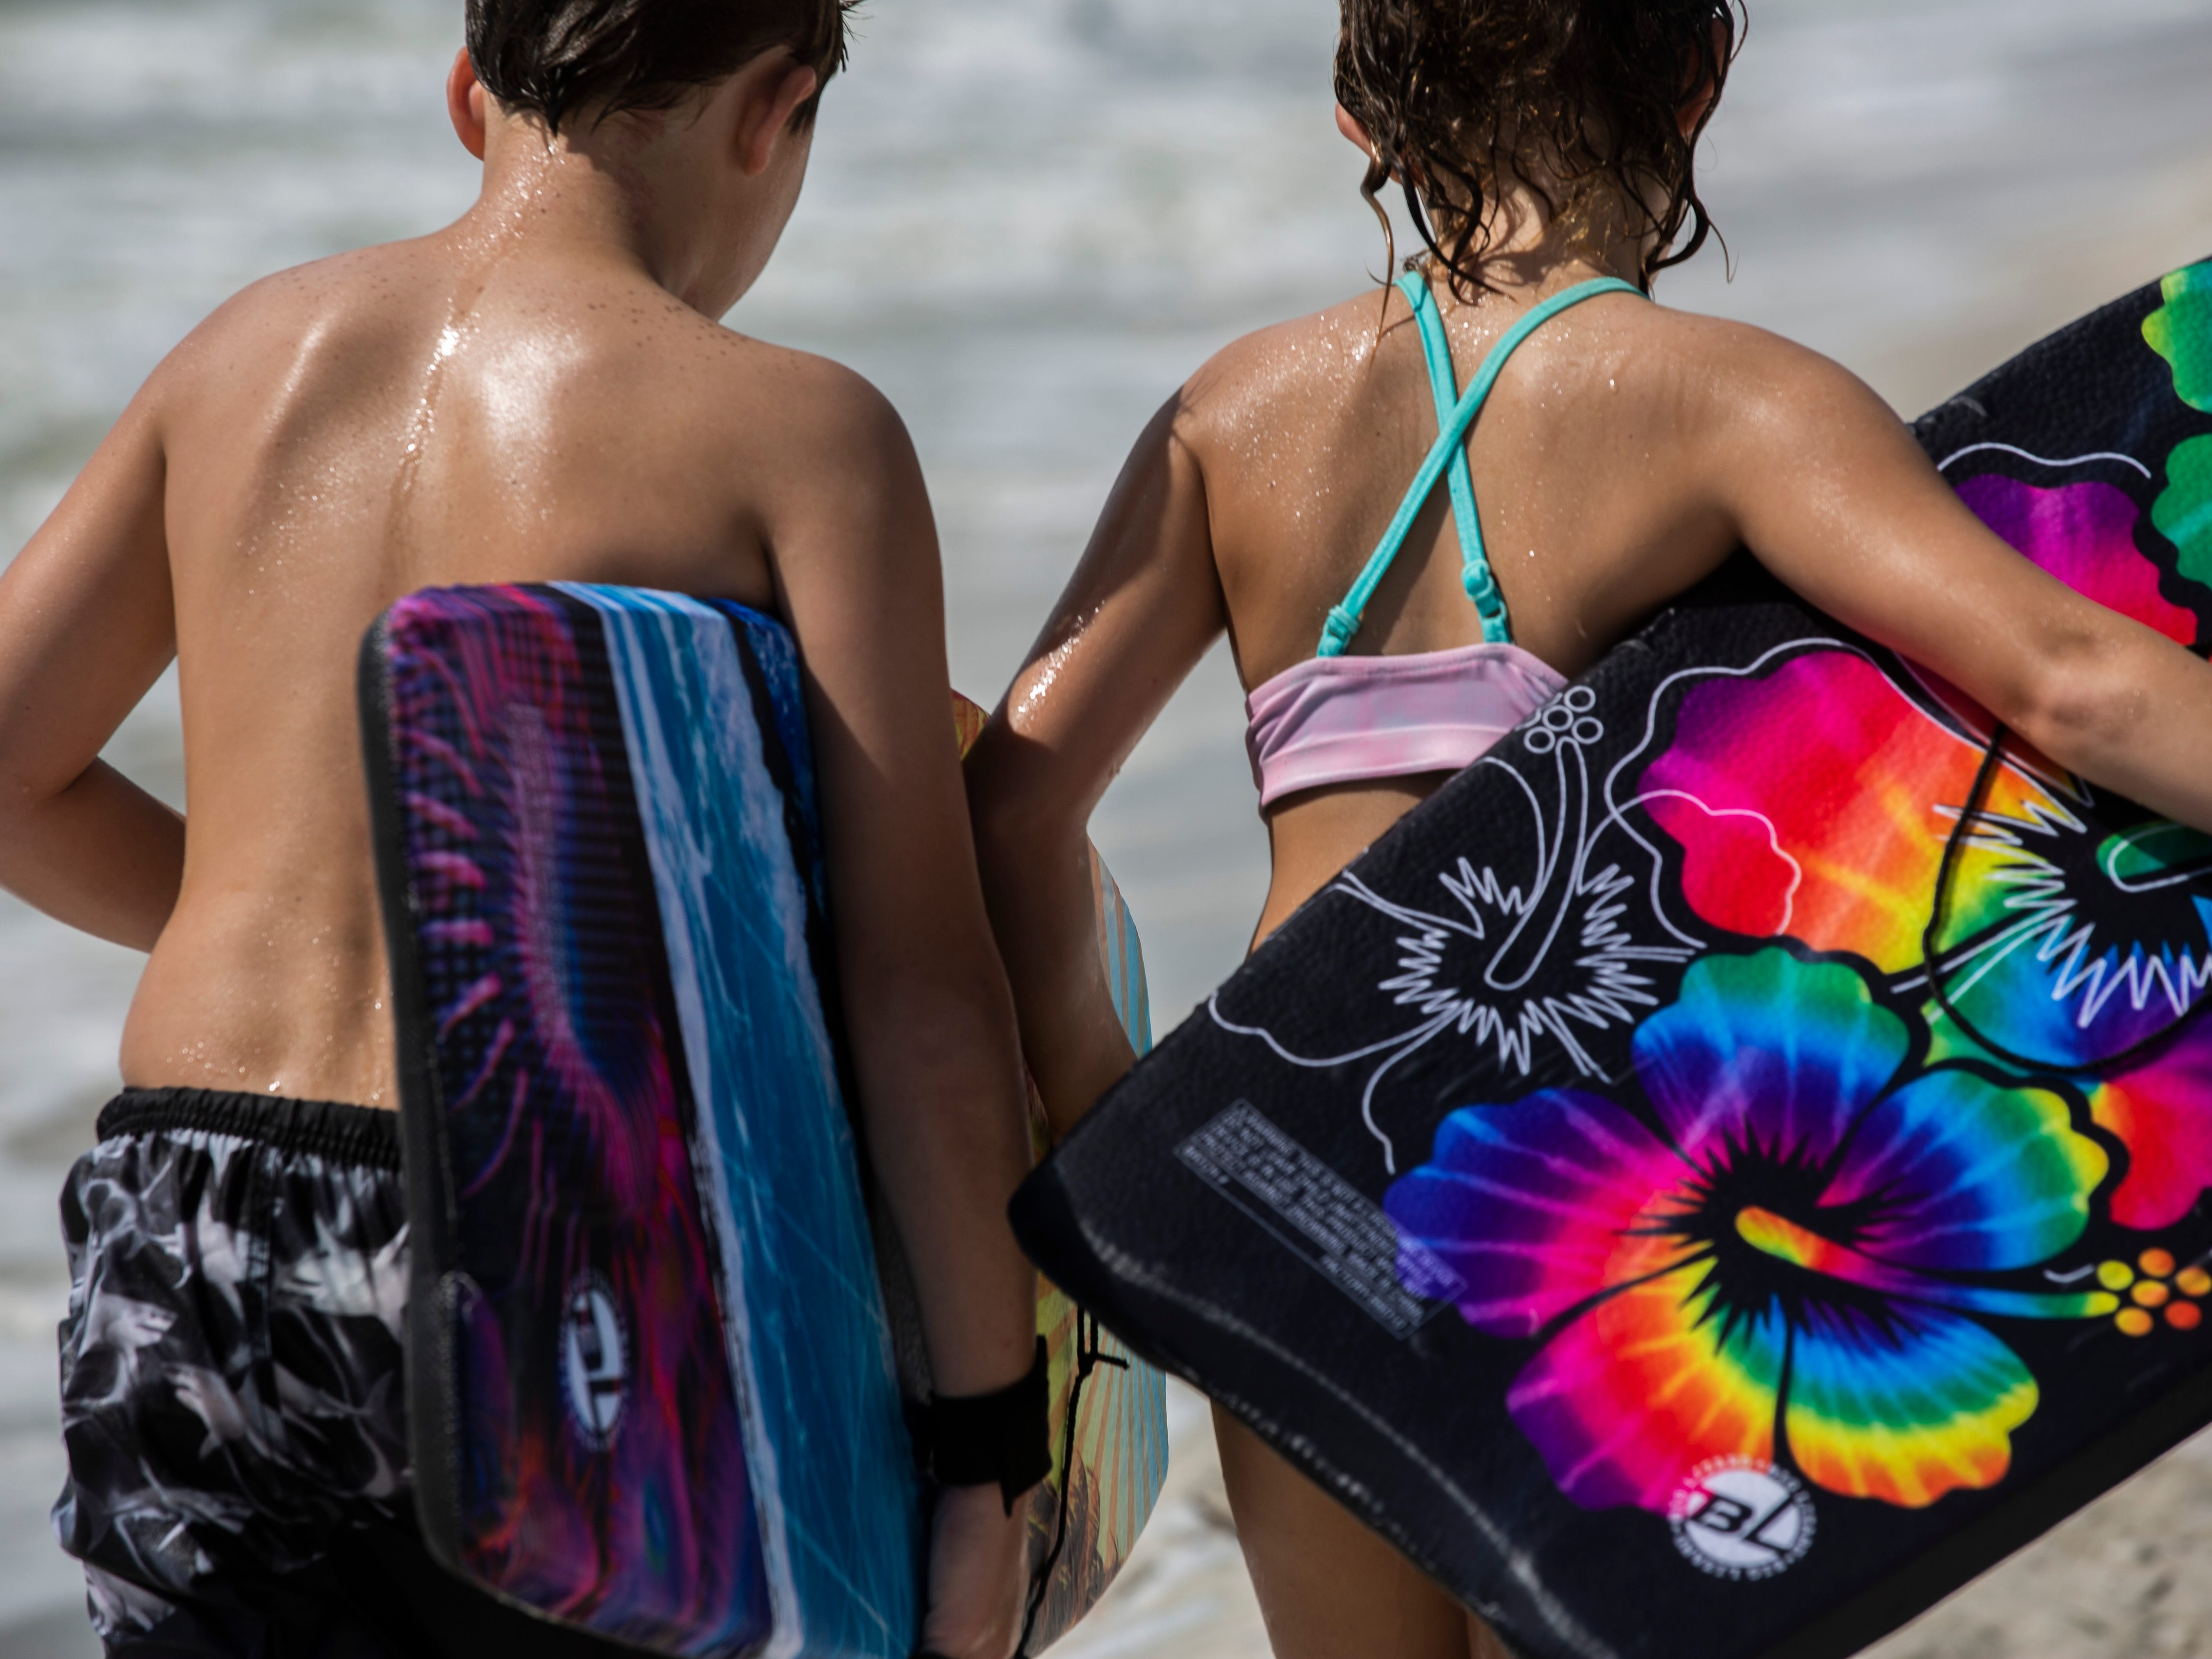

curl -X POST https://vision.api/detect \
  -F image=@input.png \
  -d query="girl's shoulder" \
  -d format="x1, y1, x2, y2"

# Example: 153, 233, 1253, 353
1172, 286, 1866, 448
1625, 304, 1908, 480
1622, 302, 1885, 425
1174, 290, 1411, 451
1164, 284, 1894, 543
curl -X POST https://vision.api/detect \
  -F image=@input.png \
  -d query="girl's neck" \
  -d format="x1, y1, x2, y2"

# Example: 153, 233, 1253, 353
1432, 170, 1655, 305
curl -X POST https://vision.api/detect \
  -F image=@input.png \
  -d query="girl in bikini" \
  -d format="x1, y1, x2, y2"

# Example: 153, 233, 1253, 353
965, 3, 2212, 1655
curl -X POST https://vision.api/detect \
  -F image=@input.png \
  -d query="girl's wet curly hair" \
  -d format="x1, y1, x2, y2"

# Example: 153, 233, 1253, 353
1335, 0, 1741, 296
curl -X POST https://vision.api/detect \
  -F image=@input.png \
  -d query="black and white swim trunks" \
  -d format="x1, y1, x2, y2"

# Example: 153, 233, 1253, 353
53, 1087, 619, 1657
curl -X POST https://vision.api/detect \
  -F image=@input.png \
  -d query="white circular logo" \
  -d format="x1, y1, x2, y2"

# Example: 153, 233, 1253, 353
1524, 686, 1605, 754
559, 1271, 627, 1448
1668, 1457, 1815, 1580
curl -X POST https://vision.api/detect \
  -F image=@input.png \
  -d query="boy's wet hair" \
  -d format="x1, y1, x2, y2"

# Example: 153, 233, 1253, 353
1336, 0, 1740, 295
467, 0, 858, 135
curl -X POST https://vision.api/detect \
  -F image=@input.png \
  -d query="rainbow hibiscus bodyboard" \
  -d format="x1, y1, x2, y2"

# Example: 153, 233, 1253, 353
361, 585, 1165, 1656
1013, 264, 2212, 1659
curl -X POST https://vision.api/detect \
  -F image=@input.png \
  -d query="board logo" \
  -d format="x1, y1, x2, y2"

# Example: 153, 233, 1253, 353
559, 1271, 628, 1448
1667, 1457, 1815, 1580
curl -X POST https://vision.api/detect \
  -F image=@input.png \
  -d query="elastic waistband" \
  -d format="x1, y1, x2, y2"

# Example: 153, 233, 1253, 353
97, 1088, 402, 1171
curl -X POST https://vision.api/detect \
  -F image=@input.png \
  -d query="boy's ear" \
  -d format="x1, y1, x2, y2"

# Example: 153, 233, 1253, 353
448, 48, 489, 160
736, 56, 822, 178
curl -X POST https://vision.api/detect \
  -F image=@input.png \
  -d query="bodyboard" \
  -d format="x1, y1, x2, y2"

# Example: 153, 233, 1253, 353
1011, 262, 2212, 1659
949, 695, 1169, 1647
361, 585, 1165, 1656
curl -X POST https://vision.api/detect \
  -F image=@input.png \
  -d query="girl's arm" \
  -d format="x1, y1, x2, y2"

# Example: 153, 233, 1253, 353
965, 397, 1229, 1136
0, 387, 184, 950
1706, 332, 2212, 833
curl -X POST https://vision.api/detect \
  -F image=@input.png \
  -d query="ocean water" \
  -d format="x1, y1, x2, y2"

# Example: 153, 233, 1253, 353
3, 0, 2211, 1650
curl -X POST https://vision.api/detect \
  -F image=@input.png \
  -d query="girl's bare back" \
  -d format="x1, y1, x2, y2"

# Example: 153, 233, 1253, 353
966, 8, 2212, 1655
0, 56, 970, 1123
1186, 277, 1748, 937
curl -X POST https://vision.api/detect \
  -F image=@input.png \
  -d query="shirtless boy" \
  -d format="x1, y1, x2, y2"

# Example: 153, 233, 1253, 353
0, 3, 1041, 1654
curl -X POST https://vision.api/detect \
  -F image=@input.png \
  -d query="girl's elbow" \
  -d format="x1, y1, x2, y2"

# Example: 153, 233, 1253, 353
2005, 649, 2150, 773
965, 750, 1083, 858
965, 773, 1037, 857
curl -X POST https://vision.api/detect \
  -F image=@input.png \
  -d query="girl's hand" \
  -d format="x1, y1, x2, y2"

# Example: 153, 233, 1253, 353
918, 1482, 1032, 1659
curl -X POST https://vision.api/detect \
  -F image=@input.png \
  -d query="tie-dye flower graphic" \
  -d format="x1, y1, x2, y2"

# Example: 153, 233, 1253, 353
1386, 949, 2117, 1516
1636, 449, 2212, 1231
2145, 264, 2212, 595
1639, 643, 2212, 1230
2143, 262, 2212, 414
1960, 474, 2199, 646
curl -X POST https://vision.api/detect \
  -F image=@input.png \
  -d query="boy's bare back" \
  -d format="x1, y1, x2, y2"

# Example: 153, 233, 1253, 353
19, 170, 883, 1106
101, 222, 874, 1105
12, 21, 1043, 1654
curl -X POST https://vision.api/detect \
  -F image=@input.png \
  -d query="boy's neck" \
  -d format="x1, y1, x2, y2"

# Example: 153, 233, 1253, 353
444, 55, 815, 321
456, 117, 715, 311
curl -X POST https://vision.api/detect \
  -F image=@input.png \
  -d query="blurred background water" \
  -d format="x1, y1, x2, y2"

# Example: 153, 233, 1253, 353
3, 0, 2212, 1653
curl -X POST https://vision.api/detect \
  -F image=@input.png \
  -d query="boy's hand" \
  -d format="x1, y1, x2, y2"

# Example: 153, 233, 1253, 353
918, 1482, 1033, 1659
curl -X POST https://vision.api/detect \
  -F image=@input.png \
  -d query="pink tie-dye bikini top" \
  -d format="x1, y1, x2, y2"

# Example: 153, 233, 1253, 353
1245, 269, 1639, 808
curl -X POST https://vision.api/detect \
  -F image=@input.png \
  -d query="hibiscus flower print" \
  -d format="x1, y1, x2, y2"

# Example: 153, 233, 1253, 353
1639, 607, 2212, 1228
1385, 949, 2118, 1516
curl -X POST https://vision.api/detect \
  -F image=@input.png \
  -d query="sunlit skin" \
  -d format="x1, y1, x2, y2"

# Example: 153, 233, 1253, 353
0, 46, 1035, 1659
963, 76, 2212, 1659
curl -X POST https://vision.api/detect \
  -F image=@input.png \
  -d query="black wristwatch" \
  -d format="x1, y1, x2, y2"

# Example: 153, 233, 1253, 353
907, 1336, 1052, 1513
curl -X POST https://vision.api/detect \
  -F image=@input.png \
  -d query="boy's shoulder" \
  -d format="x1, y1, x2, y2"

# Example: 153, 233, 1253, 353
137, 242, 423, 408
694, 322, 909, 458
532, 272, 912, 488
144, 235, 911, 486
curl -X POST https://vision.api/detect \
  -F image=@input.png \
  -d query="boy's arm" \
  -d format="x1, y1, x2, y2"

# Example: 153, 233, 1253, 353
1706, 331, 2212, 835
965, 395, 1227, 1136
0, 390, 184, 949
763, 365, 1037, 1398
765, 365, 1041, 1658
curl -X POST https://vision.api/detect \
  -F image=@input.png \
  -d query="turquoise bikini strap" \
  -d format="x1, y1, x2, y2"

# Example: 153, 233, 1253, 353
1397, 270, 1495, 639
1317, 273, 1645, 658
